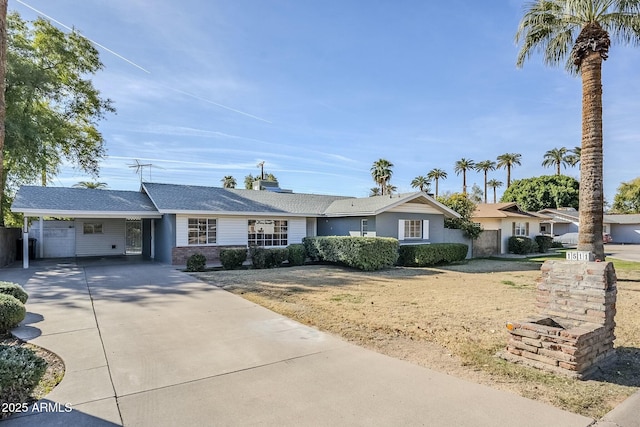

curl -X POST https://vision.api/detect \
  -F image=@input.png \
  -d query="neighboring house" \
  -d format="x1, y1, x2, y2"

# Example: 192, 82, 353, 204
472, 203, 549, 254
11, 182, 461, 265
539, 208, 640, 244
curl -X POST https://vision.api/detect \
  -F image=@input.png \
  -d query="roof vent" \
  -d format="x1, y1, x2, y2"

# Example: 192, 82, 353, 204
252, 179, 293, 193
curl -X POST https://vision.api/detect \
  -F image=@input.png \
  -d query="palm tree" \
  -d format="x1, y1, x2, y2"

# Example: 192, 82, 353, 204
73, 181, 108, 189
427, 168, 447, 198
385, 184, 397, 195
410, 176, 431, 192
542, 147, 570, 175
496, 153, 522, 188
370, 159, 393, 196
487, 179, 503, 204
516, 1, 640, 260
369, 187, 381, 197
221, 175, 237, 188
475, 160, 496, 203
566, 146, 581, 168
454, 158, 475, 194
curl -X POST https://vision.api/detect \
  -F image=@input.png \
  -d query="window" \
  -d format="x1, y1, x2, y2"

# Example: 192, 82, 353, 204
248, 219, 288, 247
361, 219, 368, 236
513, 222, 528, 237
404, 220, 422, 239
83, 223, 103, 234
188, 218, 217, 245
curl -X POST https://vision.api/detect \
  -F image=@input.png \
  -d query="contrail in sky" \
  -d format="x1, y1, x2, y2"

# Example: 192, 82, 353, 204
16, 0, 273, 124
16, 0, 151, 74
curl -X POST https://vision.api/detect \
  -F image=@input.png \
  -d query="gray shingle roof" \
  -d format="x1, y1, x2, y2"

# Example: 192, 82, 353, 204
324, 192, 460, 217
12, 186, 159, 216
142, 183, 349, 215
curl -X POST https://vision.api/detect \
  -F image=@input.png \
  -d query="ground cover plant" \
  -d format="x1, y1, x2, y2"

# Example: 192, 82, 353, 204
195, 257, 640, 418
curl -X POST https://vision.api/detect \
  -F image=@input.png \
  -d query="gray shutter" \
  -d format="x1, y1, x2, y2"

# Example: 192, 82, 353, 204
422, 220, 429, 240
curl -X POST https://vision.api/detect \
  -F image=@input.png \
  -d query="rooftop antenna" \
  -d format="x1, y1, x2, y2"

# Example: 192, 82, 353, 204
257, 161, 265, 180
128, 160, 164, 183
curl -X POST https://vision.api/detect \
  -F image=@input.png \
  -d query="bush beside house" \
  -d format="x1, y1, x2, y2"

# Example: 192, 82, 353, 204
186, 253, 207, 272
508, 236, 539, 255
397, 243, 468, 267
219, 249, 247, 270
303, 236, 399, 271
535, 235, 554, 253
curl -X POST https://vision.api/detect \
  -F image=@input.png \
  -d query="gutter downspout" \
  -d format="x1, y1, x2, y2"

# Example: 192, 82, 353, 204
23, 216, 28, 269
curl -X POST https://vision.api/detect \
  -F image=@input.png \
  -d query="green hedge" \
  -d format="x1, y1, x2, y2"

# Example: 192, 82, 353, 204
0, 282, 28, 304
397, 243, 468, 267
0, 294, 26, 334
0, 345, 47, 415
508, 236, 539, 255
250, 246, 289, 269
219, 249, 247, 270
287, 244, 306, 266
186, 253, 207, 272
303, 236, 399, 271
535, 235, 554, 253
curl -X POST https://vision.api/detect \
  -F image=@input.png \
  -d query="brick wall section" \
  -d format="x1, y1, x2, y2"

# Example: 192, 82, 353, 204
172, 245, 246, 265
501, 260, 617, 379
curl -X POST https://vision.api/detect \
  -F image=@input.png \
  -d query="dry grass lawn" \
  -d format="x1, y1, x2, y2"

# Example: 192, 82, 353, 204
194, 258, 640, 419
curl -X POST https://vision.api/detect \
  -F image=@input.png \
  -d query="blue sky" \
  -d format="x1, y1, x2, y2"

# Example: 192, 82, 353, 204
11, 0, 640, 202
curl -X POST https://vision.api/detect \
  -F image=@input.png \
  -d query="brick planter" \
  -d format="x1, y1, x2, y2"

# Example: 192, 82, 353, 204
500, 260, 617, 379
172, 245, 246, 265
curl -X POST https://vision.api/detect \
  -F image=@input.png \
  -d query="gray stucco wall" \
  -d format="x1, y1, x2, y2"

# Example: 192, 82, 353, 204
317, 216, 375, 236
376, 212, 445, 242
611, 224, 640, 244
142, 219, 152, 259
154, 214, 176, 263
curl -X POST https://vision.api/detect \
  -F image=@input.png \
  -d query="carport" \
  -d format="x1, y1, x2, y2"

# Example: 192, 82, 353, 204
11, 186, 161, 268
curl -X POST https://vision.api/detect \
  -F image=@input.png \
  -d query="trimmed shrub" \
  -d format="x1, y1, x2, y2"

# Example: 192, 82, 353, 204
302, 237, 399, 271
0, 345, 47, 415
0, 294, 26, 334
397, 243, 468, 267
535, 235, 554, 253
0, 282, 28, 304
186, 253, 207, 272
508, 236, 539, 255
551, 240, 565, 249
287, 244, 306, 266
250, 246, 289, 269
219, 249, 247, 270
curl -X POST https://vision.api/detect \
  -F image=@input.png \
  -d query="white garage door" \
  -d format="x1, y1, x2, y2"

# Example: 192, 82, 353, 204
30, 221, 76, 258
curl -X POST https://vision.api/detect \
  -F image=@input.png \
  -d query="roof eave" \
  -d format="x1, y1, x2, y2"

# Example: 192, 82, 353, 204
14, 209, 162, 219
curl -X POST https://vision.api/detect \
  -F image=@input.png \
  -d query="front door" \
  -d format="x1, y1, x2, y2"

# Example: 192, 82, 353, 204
125, 220, 142, 255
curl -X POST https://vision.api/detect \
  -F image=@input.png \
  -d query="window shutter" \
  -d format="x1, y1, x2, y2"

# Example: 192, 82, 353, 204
398, 220, 405, 240
526, 222, 529, 236
422, 220, 429, 240
512, 222, 515, 236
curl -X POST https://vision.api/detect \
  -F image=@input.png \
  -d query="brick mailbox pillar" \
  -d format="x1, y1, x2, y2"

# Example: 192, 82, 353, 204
500, 260, 617, 379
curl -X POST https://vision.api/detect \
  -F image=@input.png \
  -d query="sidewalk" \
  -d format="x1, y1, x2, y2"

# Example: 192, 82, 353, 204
1, 260, 637, 426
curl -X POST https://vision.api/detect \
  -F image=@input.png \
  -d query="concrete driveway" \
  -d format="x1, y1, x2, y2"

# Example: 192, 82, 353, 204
1, 261, 596, 426
605, 244, 640, 262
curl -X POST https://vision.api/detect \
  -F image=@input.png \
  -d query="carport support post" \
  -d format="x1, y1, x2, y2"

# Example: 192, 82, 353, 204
23, 216, 28, 269
39, 216, 44, 258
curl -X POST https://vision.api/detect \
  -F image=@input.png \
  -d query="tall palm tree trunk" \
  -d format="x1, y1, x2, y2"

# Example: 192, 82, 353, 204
506, 167, 511, 188
577, 51, 604, 260
483, 172, 488, 203
462, 172, 467, 195
435, 179, 439, 198
0, 0, 6, 226
557, 162, 561, 176
493, 186, 497, 204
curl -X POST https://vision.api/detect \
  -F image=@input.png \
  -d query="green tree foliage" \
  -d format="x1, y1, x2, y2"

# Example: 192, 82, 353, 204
612, 177, 640, 213
427, 168, 447, 197
221, 175, 236, 189
541, 147, 570, 175
487, 178, 503, 203
1, 13, 115, 224
437, 193, 483, 239
410, 175, 430, 192
501, 175, 579, 211
370, 159, 393, 196
454, 158, 475, 194
475, 160, 496, 203
468, 183, 483, 204
496, 153, 522, 188
73, 181, 108, 189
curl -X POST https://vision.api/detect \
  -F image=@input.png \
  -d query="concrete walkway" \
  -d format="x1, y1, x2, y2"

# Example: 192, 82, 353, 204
0, 260, 633, 426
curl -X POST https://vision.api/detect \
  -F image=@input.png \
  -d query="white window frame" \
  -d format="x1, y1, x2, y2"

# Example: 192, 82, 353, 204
188, 218, 217, 245
248, 219, 288, 247
398, 219, 429, 241
83, 223, 103, 234
513, 222, 528, 237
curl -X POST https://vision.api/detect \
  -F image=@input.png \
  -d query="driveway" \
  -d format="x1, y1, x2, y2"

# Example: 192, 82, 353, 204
1, 261, 594, 426
606, 244, 640, 262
